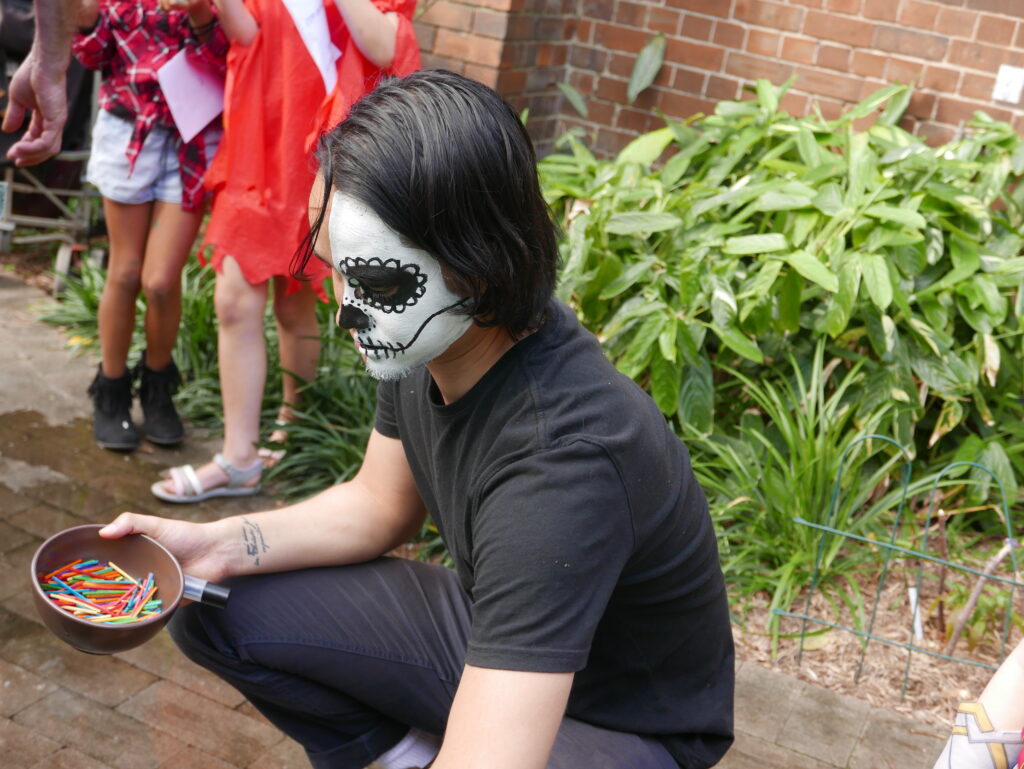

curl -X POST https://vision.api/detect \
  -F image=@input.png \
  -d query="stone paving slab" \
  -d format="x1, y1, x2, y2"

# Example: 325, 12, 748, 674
14, 688, 191, 769
2, 716, 62, 769
28, 747, 115, 769
0, 607, 158, 707
0, 274, 950, 768
849, 706, 947, 769
115, 631, 247, 710
0, 657, 58, 717
778, 674, 872, 765
717, 730, 828, 769
116, 681, 282, 766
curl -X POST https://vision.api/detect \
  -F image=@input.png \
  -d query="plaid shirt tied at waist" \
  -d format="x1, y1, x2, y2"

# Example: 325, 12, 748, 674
73, 0, 228, 212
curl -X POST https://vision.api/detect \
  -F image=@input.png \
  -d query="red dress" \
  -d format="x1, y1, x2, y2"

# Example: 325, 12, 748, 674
201, 0, 420, 294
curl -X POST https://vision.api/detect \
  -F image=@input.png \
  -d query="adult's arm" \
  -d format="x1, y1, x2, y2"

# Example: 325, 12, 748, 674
431, 665, 573, 769
2, 0, 81, 166
101, 429, 428, 582
333, 0, 399, 69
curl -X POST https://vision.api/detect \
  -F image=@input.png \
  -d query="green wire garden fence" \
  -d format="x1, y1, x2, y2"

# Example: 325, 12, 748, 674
773, 434, 1020, 699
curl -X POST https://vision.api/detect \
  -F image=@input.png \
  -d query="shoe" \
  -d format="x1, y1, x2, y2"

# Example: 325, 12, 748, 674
135, 353, 184, 445
151, 453, 263, 504
931, 701, 1024, 769
87, 365, 140, 451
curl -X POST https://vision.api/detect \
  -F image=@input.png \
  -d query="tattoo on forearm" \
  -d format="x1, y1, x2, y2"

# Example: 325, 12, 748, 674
241, 517, 269, 566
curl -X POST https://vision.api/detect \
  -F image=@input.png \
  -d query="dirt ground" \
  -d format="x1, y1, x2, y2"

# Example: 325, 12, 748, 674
733, 567, 1021, 735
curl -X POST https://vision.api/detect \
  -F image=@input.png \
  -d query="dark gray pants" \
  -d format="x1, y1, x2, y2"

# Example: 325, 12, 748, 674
168, 557, 678, 769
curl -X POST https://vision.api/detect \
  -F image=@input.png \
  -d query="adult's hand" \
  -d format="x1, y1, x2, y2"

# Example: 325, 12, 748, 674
2, 0, 81, 166
100, 513, 233, 584
2, 49, 68, 166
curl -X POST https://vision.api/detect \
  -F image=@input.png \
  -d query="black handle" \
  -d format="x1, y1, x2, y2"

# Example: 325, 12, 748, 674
182, 575, 230, 608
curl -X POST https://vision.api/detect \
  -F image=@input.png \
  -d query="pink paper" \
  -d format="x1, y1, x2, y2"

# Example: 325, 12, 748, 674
156, 49, 225, 144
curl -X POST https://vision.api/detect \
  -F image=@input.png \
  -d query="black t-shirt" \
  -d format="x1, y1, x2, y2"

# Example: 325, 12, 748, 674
375, 300, 734, 769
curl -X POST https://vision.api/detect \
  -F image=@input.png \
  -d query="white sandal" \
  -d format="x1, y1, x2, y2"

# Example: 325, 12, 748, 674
151, 453, 263, 504
931, 702, 1024, 769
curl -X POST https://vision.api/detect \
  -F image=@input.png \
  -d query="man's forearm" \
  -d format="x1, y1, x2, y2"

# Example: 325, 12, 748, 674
33, 0, 79, 72
215, 478, 427, 578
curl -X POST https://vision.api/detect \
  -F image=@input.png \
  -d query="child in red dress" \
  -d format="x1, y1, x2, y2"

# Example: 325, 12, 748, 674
152, 0, 420, 501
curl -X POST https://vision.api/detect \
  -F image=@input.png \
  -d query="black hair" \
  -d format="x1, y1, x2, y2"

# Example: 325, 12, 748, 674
293, 70, 560, 336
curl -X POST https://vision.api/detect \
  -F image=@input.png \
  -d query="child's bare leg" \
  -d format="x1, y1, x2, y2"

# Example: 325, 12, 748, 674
99, 198, 151, 376
203, 256, 267, 486
272, 277, 321, 423
140, 200, 204, 369
154, 256, 267, 495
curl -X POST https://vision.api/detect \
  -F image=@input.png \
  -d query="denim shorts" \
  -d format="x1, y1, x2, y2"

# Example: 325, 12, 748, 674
85, 108, 221, 206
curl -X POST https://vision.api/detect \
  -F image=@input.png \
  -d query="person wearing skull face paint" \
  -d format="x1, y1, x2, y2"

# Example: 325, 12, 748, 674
99, 70, 735, 769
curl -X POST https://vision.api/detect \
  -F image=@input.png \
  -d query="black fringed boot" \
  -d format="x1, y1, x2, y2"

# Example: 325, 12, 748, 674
135, 353, 184, 446
87, 366, 141, 451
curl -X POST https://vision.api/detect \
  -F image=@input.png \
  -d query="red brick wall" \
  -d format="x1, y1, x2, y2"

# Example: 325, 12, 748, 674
414, 0, 1024, 156
415, 0, 579, 148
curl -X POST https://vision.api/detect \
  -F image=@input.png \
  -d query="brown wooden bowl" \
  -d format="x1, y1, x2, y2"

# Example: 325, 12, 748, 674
31, 524, 184, 654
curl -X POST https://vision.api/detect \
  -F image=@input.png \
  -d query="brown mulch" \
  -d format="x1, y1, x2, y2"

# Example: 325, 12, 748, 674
733, 564, 1021, 736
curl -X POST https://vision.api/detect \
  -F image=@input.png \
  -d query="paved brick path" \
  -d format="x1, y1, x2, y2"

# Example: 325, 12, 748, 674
0, 274, 946, 768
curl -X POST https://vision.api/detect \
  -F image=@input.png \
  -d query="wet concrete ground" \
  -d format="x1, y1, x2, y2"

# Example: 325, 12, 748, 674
0, 273, 946, 768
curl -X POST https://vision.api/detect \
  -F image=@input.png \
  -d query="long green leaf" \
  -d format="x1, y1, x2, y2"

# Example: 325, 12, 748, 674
678, 360, 714, 435
723, 233, 788, 255
627, 34, 666, 103
784, 251, 839, 293
755, 191, 814, 211
600, 258, 656, 299
713, 324, 764, 363
860, 252, 893, 310
755, 79, 779, 115
650, 353, 681, 416
864, 204, 926, 230
842, 84, 910, 123
616, 127, 675, 167
556, 82, 588, 118
606, 211, 681, 235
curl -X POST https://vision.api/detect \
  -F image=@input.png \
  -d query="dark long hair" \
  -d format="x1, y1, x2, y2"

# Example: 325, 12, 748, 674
294, 70, 560, 336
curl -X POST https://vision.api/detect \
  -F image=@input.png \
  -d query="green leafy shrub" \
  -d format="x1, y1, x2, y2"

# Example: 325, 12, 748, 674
690, 342, 928, 633
263, 321, 376, 498
541, 80, 1024, 640
540, 80, 1024, 476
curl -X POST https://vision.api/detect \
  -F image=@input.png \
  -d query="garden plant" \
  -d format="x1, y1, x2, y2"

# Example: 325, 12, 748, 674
540, 79, 1023, 640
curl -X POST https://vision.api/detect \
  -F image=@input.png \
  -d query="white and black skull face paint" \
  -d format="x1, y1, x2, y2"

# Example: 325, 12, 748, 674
328, 193, 473, 380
